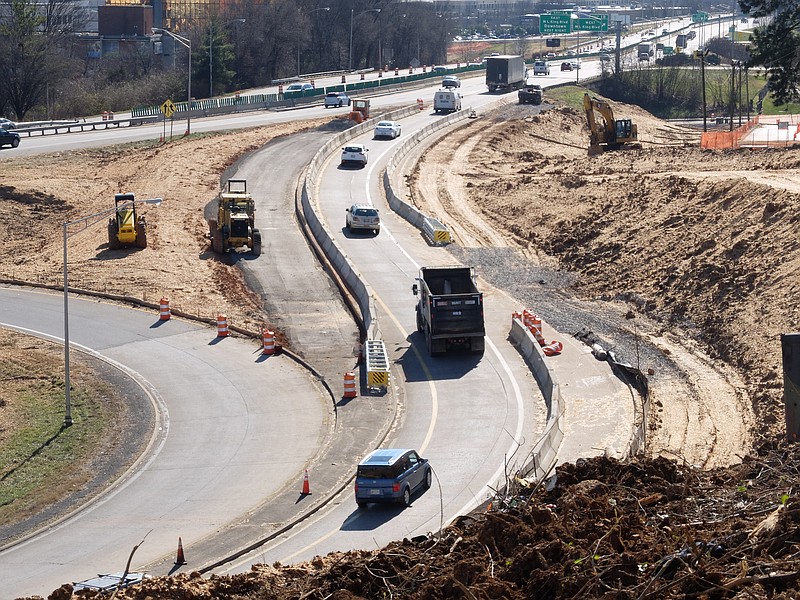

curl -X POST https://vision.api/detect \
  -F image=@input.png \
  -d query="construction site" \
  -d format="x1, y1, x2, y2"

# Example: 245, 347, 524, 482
2, 89, 800, 598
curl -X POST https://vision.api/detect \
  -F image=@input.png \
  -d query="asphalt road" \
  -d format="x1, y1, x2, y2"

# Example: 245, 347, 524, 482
0, 288, 330, 597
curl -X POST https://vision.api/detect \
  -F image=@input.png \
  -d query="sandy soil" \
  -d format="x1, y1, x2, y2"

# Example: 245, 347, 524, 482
407, 100, 800, 470
4, 96, 800, 599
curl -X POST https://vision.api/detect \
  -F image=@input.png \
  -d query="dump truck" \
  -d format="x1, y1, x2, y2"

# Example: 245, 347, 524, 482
485, 55, 525, 93
518, 81, 543, 105
108, 192, 148, 249
412, 265, 485, 355
209, 179, 261, 255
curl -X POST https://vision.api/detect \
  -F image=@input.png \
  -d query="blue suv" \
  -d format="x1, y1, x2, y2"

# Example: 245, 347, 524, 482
355, 448, 432, 508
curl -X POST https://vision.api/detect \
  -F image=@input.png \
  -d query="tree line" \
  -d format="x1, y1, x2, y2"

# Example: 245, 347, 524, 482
0, 0, 453, 121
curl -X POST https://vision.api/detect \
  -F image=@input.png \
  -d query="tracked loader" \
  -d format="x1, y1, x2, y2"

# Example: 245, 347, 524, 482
108, 193, 148, 249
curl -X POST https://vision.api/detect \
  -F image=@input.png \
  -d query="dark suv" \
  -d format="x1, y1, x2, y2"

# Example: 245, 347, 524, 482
0, 127, 20, 149
355, 448, 432, 508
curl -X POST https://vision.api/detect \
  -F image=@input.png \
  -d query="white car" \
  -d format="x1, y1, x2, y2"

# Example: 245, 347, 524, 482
345, 204, 380, 235
532, 60, 550, 75
284, 82, 314, 94
0, 118, 16, 129
340, 144, 369, 167
441, 75, 461, 88
374, 120, 401, 139
324, 91, 351, 108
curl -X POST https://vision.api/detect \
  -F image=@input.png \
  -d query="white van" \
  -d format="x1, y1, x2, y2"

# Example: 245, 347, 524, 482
433, 89, 462, 114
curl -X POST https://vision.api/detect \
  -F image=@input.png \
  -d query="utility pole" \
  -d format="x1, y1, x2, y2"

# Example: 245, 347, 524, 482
701, 50, 707, 132
729, 61, 736, 132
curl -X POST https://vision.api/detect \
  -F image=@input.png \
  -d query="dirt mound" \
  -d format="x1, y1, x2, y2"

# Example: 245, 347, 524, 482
31, 439, 797, 600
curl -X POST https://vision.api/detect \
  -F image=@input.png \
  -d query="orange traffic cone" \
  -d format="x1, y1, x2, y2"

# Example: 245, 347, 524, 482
175, 537, 187, 565
302, 469, 311, 495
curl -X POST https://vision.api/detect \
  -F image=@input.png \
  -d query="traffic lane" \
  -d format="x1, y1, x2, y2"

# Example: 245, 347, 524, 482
0, 288, 329, 598
1, 76, 484, 160
317, 113, 537, 515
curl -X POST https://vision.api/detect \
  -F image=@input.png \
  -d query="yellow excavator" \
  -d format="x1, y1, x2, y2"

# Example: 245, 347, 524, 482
583, 93, 640, 156
209, 179, 261, 256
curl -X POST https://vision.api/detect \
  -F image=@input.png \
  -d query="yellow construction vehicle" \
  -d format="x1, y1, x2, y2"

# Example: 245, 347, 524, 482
583, 93, 640, 156
208, 179, 261, 256
108, 193, 148, 249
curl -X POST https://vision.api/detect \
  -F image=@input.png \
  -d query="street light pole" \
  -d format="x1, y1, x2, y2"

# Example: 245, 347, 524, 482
153, 28, 191, 134
209, 21, 213, 98
62, 197, 163, 428
349, 8, 380, 72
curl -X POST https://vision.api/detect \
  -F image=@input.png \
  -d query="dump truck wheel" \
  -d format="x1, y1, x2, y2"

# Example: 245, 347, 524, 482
135, 220, 148, 249
107, 219, 121, 250
252, 229, 262, 256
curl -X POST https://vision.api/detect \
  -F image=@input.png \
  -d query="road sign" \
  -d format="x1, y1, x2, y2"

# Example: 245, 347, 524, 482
540, 14, 571, 34
663, 47, 674, 55
692, 12, 710, 23
577, 15, 609, 32
160, 99, 176, 118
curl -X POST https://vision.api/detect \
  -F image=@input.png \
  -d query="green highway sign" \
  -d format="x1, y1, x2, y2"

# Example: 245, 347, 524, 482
692, 11, 710, 22
541, 14, 572, 34
663, 46, 674, 55
577, 14, 609, 32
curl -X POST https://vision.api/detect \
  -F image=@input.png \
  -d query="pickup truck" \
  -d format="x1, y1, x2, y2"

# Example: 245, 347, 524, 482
518, 83, 542, 105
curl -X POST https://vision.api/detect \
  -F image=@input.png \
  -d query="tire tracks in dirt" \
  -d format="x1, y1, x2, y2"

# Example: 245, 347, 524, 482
404, 105, 753, 469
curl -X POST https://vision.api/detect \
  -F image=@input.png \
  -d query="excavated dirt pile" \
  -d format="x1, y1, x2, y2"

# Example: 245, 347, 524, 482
41, 439, 799, 600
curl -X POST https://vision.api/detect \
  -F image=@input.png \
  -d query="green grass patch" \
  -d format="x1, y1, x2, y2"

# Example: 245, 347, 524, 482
542, 86, 587, 111
0, 336, 120, 526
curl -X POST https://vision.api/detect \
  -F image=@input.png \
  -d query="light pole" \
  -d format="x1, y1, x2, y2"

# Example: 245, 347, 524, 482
153, 28, 191, 134
62, 197, 163, 427
298, 7, 330, 77
349, 8, 381, 72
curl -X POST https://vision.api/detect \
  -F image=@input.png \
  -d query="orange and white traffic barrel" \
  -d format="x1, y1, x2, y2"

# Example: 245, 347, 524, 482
343, 372, 357, 398
262, 329, 275, 355
217, 314, 229, 337
417, 98, 424, 110
159, 297, 171, 321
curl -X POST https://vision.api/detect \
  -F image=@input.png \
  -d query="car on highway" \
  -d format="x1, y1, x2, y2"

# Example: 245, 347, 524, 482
340, 143, 368, 167
532, 60, 550, 75
0, 118, 16, 129
374, 120, 401, 139
354, 448, 432, 507
345, 203, 380, 234
324, 91, 351, 108
0, 127, 20, 148
561, 61, 573, 71
284, 82, 314, 94
441, 75, 461, 88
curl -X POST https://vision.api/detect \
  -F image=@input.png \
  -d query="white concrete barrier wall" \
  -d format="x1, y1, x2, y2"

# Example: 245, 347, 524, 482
509, 317, 565, 482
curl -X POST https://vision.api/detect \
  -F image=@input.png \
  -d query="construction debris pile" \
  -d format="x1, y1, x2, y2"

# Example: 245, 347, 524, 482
35, 437, 798, 600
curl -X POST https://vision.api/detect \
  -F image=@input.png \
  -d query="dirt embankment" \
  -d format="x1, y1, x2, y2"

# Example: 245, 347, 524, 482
407, 100, 799, 471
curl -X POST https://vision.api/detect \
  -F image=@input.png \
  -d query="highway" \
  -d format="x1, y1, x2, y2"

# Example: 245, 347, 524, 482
0, 32, 703, 594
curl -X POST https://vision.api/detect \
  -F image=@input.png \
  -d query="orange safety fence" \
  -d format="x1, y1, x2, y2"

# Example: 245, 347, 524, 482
700, 115, 759, 149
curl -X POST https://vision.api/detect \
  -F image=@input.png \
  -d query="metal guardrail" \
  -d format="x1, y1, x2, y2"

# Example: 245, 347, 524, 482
15, 116, 161, 137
